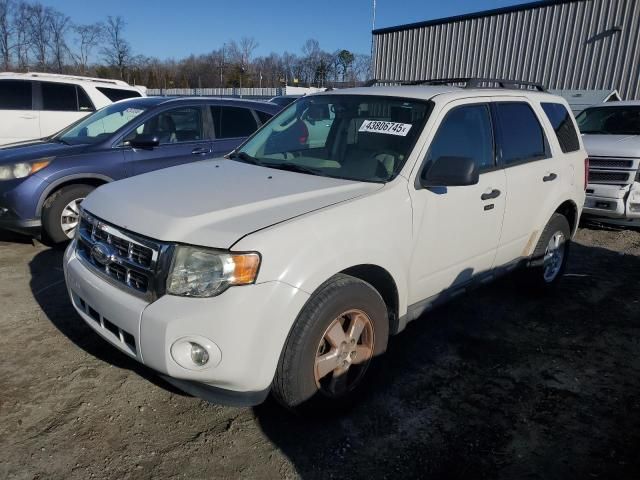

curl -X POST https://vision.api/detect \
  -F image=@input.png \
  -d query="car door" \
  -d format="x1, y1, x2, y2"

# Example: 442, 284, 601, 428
490, 98, 562, 267
123, 105, 213, 176
408, 100, 507, 305
210, 105, 260, 156
0, 79, 40, 144
38, 82, 94, 137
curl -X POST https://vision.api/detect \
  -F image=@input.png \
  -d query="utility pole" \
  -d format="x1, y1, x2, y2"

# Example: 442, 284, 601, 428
370, 0, 377, 80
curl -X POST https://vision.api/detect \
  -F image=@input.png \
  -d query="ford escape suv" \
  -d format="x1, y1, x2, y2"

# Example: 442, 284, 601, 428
63, 79, 587, 410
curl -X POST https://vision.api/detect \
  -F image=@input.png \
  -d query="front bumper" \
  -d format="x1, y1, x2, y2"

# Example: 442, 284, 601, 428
583, 182, 640, 222
63, 241, 310, 405
0, 176, 47, 236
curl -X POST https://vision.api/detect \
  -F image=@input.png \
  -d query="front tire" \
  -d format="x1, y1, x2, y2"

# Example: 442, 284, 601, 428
522, 213, 571, 288
272, 274, 389, 412
42, 184, 94, 244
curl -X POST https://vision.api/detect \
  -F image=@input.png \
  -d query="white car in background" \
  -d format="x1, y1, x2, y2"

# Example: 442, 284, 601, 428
577, 102, 640, 226
0, 72, 146, 145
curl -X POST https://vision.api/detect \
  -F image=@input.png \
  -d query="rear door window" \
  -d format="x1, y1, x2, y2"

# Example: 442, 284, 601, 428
42, 82, 79, 111
494, 102, 549, 165
426, 104, 495, 171
541, 102, 580, 153
255, 109, 273, 125
96, 87, 142, 102
0, 80, 33, 110
211, 106, 258, 138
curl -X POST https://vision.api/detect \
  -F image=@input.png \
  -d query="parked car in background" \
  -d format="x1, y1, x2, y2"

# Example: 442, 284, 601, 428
268, 95, 302, 108
0, 96, 279, 242
0, 72, 146, 145
577, 102, 640, 226
63, 82, 586, 411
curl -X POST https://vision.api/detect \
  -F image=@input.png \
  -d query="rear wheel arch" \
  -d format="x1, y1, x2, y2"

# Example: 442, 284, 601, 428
554, 200, 579, 236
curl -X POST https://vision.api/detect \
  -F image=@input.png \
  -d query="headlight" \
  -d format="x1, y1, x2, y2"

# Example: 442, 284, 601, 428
0, 157, 53, 181
166, 245, 261, 297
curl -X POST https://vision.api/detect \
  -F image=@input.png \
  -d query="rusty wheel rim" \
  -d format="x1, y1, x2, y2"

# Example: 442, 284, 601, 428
314, 309, 375, 398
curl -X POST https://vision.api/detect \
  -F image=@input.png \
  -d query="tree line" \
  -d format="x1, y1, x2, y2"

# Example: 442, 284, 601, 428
0, 0, 371, 88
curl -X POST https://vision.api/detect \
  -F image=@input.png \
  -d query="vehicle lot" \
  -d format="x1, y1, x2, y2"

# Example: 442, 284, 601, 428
1, 226, 639, 479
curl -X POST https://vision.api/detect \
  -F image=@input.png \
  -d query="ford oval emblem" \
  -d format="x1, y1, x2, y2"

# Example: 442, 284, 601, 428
91, 242, 114, 266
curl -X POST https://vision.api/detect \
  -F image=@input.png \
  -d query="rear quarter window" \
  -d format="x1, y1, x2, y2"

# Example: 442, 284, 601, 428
96, 87, 142, 102
541, 102, 580, 153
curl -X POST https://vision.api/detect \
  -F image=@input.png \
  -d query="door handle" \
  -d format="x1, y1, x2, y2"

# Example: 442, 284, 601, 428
481, 189, 501, 201
19, 114, 36, 119
191, 147, 210, 155
543, 173, 557, 182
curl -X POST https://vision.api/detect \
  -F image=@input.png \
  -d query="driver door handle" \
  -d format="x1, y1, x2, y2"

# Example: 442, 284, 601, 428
481, 189, 501, 201
191, 147, 210, 155
543, 173, 557, 182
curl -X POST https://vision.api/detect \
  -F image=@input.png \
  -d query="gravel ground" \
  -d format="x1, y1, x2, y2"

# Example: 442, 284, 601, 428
1, 225, 639, 479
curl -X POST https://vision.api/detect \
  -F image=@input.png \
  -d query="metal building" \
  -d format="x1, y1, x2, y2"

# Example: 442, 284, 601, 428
372, 0, 640, 99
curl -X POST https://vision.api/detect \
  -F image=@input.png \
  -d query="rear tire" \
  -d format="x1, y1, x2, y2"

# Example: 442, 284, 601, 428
521, 213, 571, 289
42, 184, 94, 244
272, 274, 389, 413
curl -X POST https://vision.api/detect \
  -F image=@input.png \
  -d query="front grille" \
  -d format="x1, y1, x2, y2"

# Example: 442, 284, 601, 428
588, 171, 632, 184
75, 210, 165, 298
589, 158, 634, 169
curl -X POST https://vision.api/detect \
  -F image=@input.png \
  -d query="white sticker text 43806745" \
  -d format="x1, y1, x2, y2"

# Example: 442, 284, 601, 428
358, 120, 413, 136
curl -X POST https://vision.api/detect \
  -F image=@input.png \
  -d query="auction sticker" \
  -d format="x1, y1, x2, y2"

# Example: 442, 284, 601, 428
359, 120, 412, 136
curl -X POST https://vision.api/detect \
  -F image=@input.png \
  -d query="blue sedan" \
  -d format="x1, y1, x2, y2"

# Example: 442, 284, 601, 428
0, 96, 279, 242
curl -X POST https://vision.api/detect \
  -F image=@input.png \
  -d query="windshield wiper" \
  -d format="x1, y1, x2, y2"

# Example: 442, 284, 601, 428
228, 151, 267, 167
262, 162, 324, 176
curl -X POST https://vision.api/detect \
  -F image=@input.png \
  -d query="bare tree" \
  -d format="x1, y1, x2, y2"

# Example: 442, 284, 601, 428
48, 9, 70, 72
0, 0, 13, 70
73, 22, 102, 73
27, 2, 52, 69
13, 1, 31, 70
101, 15, 131, 79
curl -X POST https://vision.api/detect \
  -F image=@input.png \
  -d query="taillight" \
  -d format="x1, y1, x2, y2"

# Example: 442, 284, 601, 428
584, 158, 590, 190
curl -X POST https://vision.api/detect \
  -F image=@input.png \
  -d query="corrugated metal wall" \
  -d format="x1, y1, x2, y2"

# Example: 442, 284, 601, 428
373, 0, 640, 99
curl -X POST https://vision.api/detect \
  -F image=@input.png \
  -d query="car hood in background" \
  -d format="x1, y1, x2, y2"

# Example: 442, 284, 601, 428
0, 139, 88, 165
82, 159, 383, 248
582, 134, 640, 158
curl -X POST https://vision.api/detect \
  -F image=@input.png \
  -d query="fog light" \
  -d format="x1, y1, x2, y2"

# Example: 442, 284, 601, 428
190, 342, 209, 366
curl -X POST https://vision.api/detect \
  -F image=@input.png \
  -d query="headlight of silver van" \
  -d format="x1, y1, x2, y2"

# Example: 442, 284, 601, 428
166, 246, 260, 297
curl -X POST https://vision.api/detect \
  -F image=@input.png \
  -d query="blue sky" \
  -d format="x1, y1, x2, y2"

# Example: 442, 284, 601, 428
52, 0, 532, 59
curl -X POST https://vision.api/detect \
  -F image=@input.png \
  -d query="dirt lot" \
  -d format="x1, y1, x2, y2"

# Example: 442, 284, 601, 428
1, 225, 639, 480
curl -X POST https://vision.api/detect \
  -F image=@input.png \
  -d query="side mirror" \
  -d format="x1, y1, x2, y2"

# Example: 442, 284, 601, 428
420, 156, 479, 188
129, 134, 160, 149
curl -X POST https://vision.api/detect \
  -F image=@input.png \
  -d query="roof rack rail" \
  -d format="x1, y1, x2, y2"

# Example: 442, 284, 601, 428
0, 71, 132, 87
366, 77, 547, 91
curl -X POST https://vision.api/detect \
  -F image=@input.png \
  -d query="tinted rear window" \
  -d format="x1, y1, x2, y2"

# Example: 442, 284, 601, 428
541, 102, 580, 153
96, 87, 142, 102
0, 80, 32, 110
42, 82, 78, 111
495, 102, 548, 165
211, 106, 258, 138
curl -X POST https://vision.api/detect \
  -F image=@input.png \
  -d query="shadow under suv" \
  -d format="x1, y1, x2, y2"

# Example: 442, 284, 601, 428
0, 96, 279, 242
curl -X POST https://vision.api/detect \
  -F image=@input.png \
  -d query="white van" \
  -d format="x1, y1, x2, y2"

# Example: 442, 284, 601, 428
0, 72, 146, 145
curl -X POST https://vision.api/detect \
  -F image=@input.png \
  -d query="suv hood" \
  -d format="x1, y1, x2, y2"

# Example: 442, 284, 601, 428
582, 134, 640, 158
82, 159, 383, 248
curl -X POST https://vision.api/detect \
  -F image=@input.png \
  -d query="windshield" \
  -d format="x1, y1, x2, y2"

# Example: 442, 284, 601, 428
236, 95, 431, 182
577, 106, 640, 135
57, 101, 150, 145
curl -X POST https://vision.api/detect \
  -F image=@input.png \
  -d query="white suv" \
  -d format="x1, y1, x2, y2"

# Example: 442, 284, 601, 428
0, 72, 145, 145
63, 80, 587, 410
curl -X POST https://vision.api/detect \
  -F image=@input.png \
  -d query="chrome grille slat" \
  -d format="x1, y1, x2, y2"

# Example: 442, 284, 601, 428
76, 210, 163, 298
